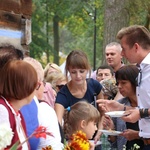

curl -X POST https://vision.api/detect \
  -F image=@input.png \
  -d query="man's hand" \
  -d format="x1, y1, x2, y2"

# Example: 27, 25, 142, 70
97, 99, 124, 113
121, 109, 140, 123
120, 129, 139, 141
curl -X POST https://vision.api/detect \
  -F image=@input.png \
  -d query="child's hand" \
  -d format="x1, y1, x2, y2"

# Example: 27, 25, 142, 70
93, 130, 102, 143
89, 140, 95, 150
103, 115, 115, 130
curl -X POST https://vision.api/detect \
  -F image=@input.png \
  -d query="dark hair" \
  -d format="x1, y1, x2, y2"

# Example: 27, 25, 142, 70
0, 44, 24, 68
65, 50, 91, 79
0, 60, 37, 100
117, 25, 150, 50
115, 65, 139, 91
96, 65, 114, 76
63, 101, 100, 139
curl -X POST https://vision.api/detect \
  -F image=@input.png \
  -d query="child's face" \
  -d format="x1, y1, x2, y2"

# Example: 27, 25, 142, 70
82, 121, 97, 139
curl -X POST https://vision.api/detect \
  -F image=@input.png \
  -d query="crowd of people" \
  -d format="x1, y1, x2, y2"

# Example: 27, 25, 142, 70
0, 24, 150, 150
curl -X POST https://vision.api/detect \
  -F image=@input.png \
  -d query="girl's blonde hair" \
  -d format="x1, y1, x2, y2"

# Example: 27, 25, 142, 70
45, 72, 66, 90
63, 101, 100, 139
44, 63, 62, 80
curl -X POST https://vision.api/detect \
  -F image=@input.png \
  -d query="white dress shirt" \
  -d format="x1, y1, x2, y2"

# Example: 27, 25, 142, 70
137, 52, 150, 138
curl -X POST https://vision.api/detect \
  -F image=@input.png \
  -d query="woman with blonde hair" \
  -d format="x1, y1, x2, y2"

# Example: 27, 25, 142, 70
45, 72, 67, 94
44, 63, 62, 81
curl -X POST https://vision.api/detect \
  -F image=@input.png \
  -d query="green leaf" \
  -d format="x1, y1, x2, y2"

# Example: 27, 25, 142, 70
10, 141, 19, 150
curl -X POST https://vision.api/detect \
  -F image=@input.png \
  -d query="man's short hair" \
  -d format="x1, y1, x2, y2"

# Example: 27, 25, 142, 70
96, 65, 114, 76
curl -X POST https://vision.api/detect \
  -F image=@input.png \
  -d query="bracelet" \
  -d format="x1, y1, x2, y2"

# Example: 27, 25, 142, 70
139, 108, 149, 118
139, 108, 144, 118
144, 108, 149, 118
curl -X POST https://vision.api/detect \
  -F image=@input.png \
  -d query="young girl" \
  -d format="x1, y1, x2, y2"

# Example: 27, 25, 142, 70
63, 101, 101, 150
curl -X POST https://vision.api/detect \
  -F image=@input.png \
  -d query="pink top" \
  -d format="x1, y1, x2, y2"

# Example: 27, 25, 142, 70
42, 82, 56, 108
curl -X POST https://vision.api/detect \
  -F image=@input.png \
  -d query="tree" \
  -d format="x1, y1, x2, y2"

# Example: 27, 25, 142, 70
102, 0, 150, 64
31, 0, 150, 68
30, 1, 53, 66
129, 0, 150, 29
102, 0, 129, 63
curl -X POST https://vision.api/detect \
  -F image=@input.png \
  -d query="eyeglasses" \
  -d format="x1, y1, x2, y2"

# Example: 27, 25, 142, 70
36, 82, 41, 90
36, 81, 46, 90
56, 84, 64, 90
43, 81, 46, 87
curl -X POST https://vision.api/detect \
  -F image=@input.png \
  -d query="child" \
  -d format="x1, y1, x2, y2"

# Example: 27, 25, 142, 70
63, 101, 101, 150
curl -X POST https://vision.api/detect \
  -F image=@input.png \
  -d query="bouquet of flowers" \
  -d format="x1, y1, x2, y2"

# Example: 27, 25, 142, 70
63, 131, 90, 150
0, 124, 90, 150
41, 131, 91, 150
0, 125, 53, 150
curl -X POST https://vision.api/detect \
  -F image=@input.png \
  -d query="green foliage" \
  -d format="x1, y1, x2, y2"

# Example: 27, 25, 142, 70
30, 0, 149, 69
30, 0, 53, 66
129, 0, 150, 27
31, 0, 104, 69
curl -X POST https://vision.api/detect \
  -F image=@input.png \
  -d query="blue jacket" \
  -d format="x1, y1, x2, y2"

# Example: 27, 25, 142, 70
21, 99, 40, 150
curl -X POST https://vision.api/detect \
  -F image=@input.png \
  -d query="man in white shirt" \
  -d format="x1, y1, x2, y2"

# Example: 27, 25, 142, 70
98, 25, 150, 149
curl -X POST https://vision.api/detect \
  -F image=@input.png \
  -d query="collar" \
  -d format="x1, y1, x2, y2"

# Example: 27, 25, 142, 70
140, 52, 150, 70
1, 96, 19, 116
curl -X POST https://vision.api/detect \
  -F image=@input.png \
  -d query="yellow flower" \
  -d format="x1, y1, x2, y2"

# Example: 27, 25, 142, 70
64, 131, 90, 150
42, 145, 53, 150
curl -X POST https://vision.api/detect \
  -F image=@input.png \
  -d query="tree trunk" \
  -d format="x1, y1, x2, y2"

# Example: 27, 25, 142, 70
46, 0, 50, 63
102, 0, 129, 63
145, 5, 150, 30
53, 15, 59, 65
